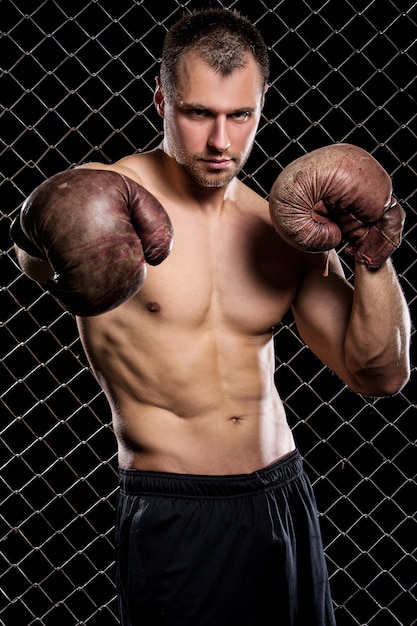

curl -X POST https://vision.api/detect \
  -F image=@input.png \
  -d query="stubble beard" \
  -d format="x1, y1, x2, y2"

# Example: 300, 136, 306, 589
172, 146, 250, 189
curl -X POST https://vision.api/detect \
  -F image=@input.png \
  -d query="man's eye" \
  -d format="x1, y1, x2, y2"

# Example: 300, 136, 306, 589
191, 109, 208, 117
232, 111, 251, 121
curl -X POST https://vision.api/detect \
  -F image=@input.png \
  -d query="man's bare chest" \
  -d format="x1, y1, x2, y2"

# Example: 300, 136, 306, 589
137, 215, 297, 333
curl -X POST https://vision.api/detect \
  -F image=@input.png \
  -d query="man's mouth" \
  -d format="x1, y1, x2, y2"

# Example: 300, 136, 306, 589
202, 158, 233, 169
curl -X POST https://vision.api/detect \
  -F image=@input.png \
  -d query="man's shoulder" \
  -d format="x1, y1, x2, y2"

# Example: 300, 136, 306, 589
117, 150, 160, 167
115, 150, 163, 182
77, 151, 158, 187
235, 178, 269, 217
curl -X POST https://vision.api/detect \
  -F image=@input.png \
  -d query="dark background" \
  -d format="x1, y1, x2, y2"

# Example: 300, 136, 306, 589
1, 1, 416, 624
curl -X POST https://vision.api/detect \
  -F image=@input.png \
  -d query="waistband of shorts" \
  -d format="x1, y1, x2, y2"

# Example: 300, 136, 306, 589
118, 449, 303, 498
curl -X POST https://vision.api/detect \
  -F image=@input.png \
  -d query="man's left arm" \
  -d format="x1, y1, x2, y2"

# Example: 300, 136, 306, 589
343, 259, 410, 395
270, 143, 411, 397
290, 250, 410, 397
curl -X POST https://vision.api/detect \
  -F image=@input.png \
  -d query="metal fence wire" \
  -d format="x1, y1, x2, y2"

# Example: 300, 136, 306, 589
1, 0, 416, 624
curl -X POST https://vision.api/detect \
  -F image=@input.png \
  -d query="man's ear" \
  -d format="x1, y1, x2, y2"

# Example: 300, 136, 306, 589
154, 76, 165, 117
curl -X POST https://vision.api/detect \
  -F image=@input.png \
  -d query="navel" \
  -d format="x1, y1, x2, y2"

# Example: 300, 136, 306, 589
146, 301, 161, 313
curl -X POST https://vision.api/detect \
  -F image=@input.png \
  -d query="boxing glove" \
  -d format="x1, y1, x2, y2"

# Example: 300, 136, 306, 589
269, 143, 405, 269
11, 169, 173, 316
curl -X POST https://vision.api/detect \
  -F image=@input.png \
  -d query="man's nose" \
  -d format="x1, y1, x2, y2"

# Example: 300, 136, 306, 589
208, 117, 230, 152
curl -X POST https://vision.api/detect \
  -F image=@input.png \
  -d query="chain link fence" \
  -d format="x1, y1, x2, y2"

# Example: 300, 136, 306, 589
1, 0, 416, 624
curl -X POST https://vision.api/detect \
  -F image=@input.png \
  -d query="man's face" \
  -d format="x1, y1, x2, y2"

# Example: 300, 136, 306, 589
156, 52, 266, 188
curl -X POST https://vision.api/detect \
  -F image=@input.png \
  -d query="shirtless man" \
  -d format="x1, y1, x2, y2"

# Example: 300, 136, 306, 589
12, 9, 410, 626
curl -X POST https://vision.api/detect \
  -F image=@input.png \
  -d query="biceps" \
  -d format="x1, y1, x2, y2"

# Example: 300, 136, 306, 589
291, 260, 354, 369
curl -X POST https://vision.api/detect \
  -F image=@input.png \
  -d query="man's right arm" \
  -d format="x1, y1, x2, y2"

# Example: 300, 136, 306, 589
10, 168, 173, 316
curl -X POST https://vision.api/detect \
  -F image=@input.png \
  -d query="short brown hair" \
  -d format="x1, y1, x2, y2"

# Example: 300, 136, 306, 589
160, 8, 270, 100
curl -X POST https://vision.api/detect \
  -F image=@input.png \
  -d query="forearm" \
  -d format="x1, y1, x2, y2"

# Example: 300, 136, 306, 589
345, 259, 411, 396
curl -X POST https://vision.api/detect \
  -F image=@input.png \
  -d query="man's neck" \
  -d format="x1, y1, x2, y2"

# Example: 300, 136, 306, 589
159, 147, 238, 213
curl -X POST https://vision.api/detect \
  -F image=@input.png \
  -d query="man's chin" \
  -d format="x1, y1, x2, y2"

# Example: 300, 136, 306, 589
199, 175, 235, 188
188, 165, 240, 189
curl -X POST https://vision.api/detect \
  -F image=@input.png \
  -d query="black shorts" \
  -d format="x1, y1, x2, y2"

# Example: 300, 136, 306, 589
116, 449, 336, 626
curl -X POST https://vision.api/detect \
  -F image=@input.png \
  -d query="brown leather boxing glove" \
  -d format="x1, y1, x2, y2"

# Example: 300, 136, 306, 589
269, 143, 405, 269
10, 169, 173, 316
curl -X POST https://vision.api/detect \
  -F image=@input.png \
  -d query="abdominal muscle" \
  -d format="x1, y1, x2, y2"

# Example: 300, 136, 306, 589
78, 310, 296, 475
114, 390, 295, 475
